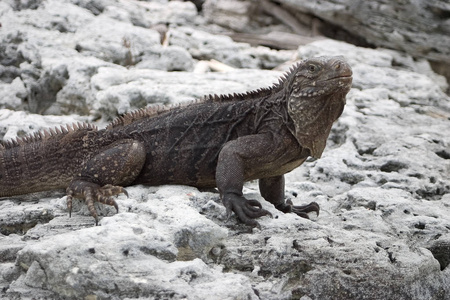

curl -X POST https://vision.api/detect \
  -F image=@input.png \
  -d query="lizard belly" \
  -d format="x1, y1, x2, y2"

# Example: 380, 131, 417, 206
246, 156, 307, 181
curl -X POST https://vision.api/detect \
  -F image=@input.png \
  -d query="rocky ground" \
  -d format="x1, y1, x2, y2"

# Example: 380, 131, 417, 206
1, 1, 450, 299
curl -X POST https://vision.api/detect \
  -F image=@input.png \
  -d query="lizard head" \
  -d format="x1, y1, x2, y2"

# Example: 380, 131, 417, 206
288, 56, 352, 100
286, 56, 353, 158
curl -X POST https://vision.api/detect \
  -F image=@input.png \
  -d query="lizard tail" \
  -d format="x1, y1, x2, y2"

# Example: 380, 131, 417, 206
0, 124, 97, 197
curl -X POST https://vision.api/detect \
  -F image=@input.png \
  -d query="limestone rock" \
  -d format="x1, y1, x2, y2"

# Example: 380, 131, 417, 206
0, 0, 291, 116
277, 0, 450, 64
90, 67, 281, 116
0, 0, 450, 299
169, 27, 292, 69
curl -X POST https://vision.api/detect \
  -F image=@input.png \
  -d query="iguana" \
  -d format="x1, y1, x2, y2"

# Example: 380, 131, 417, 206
0, 56, 352, 227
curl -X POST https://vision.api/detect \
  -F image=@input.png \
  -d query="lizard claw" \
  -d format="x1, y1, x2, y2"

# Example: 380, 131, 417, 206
66, 180, 127, 224
276, 200, 320, 219
292, 201, 320, 219
245, 200, 273, 218
225, 201, 234, 221
246, 199, 263, 209
222, 193, 271, 227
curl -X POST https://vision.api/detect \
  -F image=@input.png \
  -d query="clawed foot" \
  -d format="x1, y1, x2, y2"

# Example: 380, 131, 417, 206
276, 200, 320, 219
222, 193, 272, 228
66, 180, 128, 225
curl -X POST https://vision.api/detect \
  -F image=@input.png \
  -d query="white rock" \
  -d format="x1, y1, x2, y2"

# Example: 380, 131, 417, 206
0, 77, 27, 110
0, 1, 450, 299
4, 186, 257, 299
73, 15, 161, 66
90, 67, 281, 116
169, 27, 292, 69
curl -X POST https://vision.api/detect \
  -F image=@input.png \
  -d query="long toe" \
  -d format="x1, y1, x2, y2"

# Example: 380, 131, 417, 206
292, 202, 320, 218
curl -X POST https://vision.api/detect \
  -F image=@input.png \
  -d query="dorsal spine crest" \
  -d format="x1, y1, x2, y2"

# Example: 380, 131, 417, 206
108, 61, 301, 129
0, 122, 98, 150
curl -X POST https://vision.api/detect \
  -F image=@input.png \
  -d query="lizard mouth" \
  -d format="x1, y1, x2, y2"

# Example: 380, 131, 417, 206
324, 75, 353, 88
325, 74, 353, 81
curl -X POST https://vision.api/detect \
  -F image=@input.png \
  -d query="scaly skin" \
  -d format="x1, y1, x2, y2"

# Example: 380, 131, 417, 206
0, 56, 352, 226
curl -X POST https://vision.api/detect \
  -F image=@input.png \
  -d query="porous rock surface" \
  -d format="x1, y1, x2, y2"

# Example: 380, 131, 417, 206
275, 0, 450, 63
1, 1, 450, 300
203, 0, 450, 92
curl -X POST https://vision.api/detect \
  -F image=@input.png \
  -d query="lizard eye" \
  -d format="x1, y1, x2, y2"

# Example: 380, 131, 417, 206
308, 64, 317, 72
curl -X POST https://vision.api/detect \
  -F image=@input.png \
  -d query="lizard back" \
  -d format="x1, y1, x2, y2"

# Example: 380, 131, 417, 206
107, 91, 291, 188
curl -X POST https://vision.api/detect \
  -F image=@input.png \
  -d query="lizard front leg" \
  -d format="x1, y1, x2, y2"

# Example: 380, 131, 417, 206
216, 134, 276, 227
259, 175, 320, 219
66, 139, 146, 224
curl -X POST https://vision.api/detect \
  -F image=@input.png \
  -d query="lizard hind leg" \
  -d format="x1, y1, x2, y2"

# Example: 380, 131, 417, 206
66, 139, 146, 225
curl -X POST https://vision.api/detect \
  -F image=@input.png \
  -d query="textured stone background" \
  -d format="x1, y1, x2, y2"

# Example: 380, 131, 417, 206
0, 1, 449, 299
